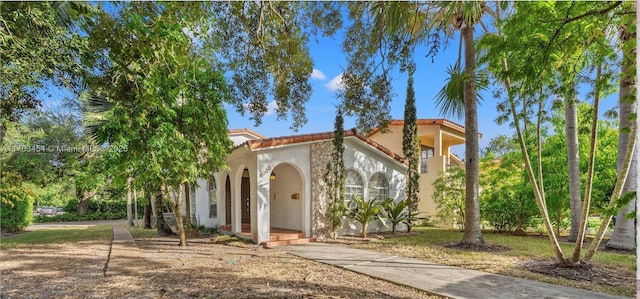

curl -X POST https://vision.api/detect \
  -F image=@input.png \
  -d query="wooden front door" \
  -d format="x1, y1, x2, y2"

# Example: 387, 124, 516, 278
240, 176, 250, 224
225, 176, 231, 225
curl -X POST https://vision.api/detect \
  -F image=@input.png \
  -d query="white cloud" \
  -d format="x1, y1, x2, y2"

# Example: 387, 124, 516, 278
244, 101, 279, 116
265, 100, 278, 115
326, 73, 345, 92
310, 68, 327, 80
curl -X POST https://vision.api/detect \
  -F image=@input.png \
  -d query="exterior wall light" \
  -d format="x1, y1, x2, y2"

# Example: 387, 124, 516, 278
270, 172, 276, 181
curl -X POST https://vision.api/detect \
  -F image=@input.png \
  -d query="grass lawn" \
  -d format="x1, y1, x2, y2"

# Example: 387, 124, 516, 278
346, 227, 636, 297
0, 225, 113, 249
128, 226, 161, 239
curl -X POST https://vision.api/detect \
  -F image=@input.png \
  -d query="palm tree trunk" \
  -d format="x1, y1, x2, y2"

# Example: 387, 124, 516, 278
460, 25, 484, 245
607, 23, 637, 250
564, 84, 582, 242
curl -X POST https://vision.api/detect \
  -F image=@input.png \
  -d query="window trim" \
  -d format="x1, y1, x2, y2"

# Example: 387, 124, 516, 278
345, 168, 365, 205
420, 145, 434, 174
368, 172, 390, 202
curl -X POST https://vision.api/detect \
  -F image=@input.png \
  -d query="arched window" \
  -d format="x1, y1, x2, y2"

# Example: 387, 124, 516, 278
208, 177, 217, 218
345, 169, 364, 205
368, 172, 389, 201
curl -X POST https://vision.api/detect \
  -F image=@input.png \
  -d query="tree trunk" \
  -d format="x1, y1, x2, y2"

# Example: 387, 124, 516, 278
362, 222, 368, 238
571, 64, 601, 263
154, 186, 174, 236
168, 183, 188, 246
585, 124, 636, 260
607, 23, 637, 251
460, 25, 484, 245
185, 183, 193, 229
0, 121, 6, 146
127, 177, 134, 227
144, 204, 152, 229
499, 56, 568, 265
184, 183, 199, 238
564, 87, 582, 242
76, 190, 96, 216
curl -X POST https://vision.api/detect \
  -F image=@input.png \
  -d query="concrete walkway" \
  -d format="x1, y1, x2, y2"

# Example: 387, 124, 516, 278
105, 224, 143, 276
277, 242, 631, 299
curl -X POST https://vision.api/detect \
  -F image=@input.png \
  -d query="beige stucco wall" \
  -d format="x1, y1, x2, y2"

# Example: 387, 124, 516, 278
369, 124, 463, 227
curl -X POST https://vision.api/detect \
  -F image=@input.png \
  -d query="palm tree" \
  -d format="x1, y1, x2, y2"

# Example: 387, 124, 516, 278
345, 1, 493, 245
430, 1, 493, 245
607, 16, 637, 250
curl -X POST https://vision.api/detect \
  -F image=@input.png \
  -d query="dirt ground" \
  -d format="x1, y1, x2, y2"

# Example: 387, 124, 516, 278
0, 236, 443, 299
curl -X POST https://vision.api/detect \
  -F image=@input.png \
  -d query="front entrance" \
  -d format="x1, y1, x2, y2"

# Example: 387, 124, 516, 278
269, 163, 303, 231
225, 176, 231, 225
241, 170, 250, 224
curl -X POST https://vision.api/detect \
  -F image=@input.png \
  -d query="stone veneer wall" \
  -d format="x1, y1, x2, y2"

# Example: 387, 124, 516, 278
310, 141, 333, 240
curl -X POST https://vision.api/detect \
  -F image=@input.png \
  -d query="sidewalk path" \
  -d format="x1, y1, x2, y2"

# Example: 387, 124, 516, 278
105, 224, 143, 276
277, 242, 630, 299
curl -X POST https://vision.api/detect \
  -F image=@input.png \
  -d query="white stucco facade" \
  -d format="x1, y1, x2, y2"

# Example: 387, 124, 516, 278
191, 130, 408, 244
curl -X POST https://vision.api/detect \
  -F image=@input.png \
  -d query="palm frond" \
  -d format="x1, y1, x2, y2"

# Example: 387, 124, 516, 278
434, 63, 466, 120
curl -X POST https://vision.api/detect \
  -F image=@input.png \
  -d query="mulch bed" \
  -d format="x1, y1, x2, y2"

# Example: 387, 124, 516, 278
524, 260, 633, 287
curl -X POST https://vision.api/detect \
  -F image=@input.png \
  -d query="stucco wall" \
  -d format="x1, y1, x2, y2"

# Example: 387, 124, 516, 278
192, 177, 219, 228
339, 138, 407, 235
369, 124, 460, 226
269, 163, 303, 230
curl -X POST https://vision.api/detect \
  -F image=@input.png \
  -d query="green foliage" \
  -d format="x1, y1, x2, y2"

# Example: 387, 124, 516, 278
344, 195, 387, 238
325, 108, 346, 237
381, 198, 410, 233
480, 149, 538, 233
205, 2, 341, 131
402, 66, 420, 232
1, 172, 34, 232
0, 2, 90, 134
432, 168, 466, 230
62, 198, 130, 215
33, 210, 126, 223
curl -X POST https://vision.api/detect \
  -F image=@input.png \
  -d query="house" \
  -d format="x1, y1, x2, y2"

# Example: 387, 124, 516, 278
189, 118, 467, 244
190, 128, 408, 245
367, 119, 466, 227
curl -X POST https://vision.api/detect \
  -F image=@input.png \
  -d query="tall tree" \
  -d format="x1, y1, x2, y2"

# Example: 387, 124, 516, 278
204, 1, 342, 131
479, 1, 629, 264
325, 107, 346, 238
402, 64, 420, 232
0, 2, 91, 144
607, 1, 637, 251
84, 2, 232, 246
341, 0, 491, 246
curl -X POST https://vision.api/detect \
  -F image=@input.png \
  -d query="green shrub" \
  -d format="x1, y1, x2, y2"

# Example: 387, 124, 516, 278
344, 195, 387, 238
1, 188, 34, 232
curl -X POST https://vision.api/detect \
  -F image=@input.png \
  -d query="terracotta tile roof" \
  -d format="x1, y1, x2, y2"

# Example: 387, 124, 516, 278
243, 129, 407, 165
228, 128, 267, 140
367, 118, 470, 137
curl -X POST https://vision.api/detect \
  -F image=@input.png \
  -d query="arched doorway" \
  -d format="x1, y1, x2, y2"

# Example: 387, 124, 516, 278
269, 163, 303, 231
241, 168, 250, 224
225, 175, 231, 225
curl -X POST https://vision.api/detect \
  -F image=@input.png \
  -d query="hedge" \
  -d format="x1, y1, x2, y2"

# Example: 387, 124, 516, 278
1, 188, 34, 233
